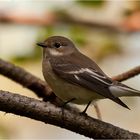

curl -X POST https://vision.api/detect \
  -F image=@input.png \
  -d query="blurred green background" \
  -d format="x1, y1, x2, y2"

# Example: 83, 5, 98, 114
0, 0, 140, 139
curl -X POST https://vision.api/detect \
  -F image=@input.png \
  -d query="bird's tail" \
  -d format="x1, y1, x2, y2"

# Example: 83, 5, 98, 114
109, 82, 140, 97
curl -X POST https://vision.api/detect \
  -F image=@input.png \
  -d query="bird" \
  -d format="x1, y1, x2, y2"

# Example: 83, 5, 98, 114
37, 36, 140, 113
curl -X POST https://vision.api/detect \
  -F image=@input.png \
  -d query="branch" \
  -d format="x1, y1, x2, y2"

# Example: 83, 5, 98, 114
0, 59, 52, 98
112, 66, 140, 82
0, 90, 139, 139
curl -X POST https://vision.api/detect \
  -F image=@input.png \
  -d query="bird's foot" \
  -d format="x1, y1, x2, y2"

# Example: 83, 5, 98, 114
59, 98, 76, 108
79, 111, 88, 116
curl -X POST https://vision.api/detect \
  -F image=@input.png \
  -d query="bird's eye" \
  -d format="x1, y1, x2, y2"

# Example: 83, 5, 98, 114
54, 42, 61, 48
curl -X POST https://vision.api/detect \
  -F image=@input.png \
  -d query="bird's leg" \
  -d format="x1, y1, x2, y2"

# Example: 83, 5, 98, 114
61, 98, 76, 108
60, 98, 76, 121
80, 101, 92, 115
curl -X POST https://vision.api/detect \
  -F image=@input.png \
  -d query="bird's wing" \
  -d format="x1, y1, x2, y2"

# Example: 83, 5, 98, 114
50, 57, 129, 109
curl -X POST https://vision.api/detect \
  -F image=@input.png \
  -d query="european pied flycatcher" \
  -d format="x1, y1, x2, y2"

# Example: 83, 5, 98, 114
37, 36, 140, 113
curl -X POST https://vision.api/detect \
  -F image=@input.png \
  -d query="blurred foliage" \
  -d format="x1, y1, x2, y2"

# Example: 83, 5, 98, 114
95, 38, 122, 61
11, 47, 42, 64
11, 9, 122, 64
133, 1, 140, 10
38, 26, 54, 41
12, 25, 122, 64
38, 25, 87, 47
69, 26, 87, 46
76, 0, 105, 8
11, 47, 43, 65
123, 9, 133, 16
11, 26, 54, 64
123, 1, 140, 17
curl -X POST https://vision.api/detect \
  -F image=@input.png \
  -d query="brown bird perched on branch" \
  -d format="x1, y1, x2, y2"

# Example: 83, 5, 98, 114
37, 36, 140, 113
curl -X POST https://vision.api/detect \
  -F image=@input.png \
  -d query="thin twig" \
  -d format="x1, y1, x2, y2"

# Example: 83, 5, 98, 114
0, 90, 139, 139
112, 66, 140, 82
94, 103, 102, 120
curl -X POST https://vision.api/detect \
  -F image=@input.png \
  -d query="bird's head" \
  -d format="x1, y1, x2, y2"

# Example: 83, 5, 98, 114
37, 36, 78, 58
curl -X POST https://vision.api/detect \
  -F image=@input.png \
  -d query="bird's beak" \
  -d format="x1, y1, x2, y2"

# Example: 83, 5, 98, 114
36, 42, 46, 48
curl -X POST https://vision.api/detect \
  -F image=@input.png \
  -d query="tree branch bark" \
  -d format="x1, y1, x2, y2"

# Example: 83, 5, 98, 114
0, 59, 52, 98
0, 90, 139, 139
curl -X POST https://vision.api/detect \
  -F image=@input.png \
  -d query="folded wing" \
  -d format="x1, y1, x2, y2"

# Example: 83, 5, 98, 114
50, 56, 129, 109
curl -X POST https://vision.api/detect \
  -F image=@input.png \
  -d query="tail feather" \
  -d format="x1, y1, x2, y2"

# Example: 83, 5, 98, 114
119, 83, 140, 95
111, 96, 130, 110
109, 82, 140, 97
